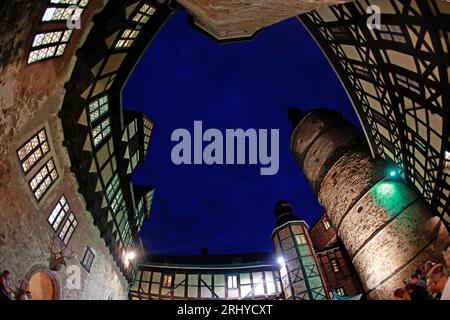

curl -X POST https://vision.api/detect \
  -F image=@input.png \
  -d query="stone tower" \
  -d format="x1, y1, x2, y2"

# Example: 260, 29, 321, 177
271, 200, 328, 300
289, 108, 449, 299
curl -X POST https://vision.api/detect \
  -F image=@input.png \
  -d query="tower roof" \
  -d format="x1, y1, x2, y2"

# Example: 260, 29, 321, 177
287, 107, 307, 131
273, 200, 300, 229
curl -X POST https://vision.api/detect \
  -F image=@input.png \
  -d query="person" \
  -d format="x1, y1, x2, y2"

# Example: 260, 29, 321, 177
427, 263, 450, 300
0, 270, 14, 298
443, 244, 450, 269
410, 272, 427, 290
393, 288, 410, 300
405, 282, 429, 300
415, 268, 426, 282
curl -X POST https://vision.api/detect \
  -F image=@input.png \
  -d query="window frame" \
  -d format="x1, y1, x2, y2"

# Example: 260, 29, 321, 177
162, 274, 174, 289
331, 259, 340, 273
92, 117, 111, 147
17, 128, 50, 174
81, 246, 95, 272
29, 158, 59, 201
58, 212, 78, 245
227, 275, 238, 289
47, 195, 71, 232
27, 29, 74, 64
41, 0, 90, 23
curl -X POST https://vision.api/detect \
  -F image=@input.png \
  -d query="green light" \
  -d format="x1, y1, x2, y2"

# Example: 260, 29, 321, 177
390, 170, 397, 177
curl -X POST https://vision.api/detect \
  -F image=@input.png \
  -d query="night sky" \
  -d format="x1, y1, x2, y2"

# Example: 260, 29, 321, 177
123, 10, 359, 256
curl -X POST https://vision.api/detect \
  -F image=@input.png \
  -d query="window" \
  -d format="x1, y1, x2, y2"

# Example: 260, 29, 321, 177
115, 29, 141, 49
227, 275, 238, 289
331, 259, 340, 273
133, 3, 156, 25
28, 30, 73, 63
106, 174, 120, 200
322, 217, 331, 230
58, 212, 78, 244
48, 195, 70, 231
89, 95, 109, 123
143, 117, 153, 155
111, 190, 124, 213
92, 117, 111, 146
145, 190, 154, 210
81, 246, 95, 272
444, 150, 450, 175
330, 26, 352, 41
336, 287, 346, 296
17, 129, 50, 173
29, 158, 58, 200
353, 63, 371, 80
295, 234, 307, 245
163, 274, 173, 288
396, 74, 420, 95
42, 0, 90, 22
378, 24, 406, 43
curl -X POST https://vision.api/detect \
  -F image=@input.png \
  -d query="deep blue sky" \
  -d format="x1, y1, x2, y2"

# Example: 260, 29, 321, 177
123, 10, 358, 256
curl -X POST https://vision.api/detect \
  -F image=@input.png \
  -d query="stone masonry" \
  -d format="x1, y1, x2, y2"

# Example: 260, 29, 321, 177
290, 109, 450, 299
177, 0, 349, 41
0, 0, 128, 299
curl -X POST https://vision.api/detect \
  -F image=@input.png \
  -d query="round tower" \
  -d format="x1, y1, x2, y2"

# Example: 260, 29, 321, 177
271, 200, 328, 300
289, 108, 449, 299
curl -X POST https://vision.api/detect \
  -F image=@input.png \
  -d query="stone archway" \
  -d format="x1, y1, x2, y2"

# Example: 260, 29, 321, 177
22, 265, 60, 300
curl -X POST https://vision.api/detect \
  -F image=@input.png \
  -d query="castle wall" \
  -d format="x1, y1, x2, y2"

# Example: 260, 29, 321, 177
0, 0, 128, 300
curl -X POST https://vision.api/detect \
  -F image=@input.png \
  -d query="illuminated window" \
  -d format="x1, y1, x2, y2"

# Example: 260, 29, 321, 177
143, 117, 153, 155
29, 158, 58, 201
42, 0, 90, 22
58, 212, 78, 245
163, 274, 173, 288
322, 217, 331, 230
92, 117, 111, 146
395, 74, 420, 95
227, 275, 238, 289
48, 195, 71, 231
81, 246, 95, 272
444, 151, 450, 175
28, 30, 73, 63
17, 129, 50, 173
89, 95, 109, 123
295, 234, 307, 245
133, 3, 156, 25
336, 287, 346, 296
331, 259, 340, 273
115, 29, 141, 49
106, 174, 120, 200
111, 190, 124, 213
378, 24, 406, 43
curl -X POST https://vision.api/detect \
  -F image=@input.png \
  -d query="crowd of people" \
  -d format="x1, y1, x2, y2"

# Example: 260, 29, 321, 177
0, 270, 32, 300
393, 244, 450, 300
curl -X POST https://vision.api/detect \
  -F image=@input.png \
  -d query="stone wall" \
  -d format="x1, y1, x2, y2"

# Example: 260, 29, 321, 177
177, 0, 349, 41
0, 0, 128, 300
290, 109, 450, 299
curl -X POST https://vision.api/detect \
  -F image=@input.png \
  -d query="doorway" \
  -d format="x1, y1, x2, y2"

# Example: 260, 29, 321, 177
23, 265, 60, 300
